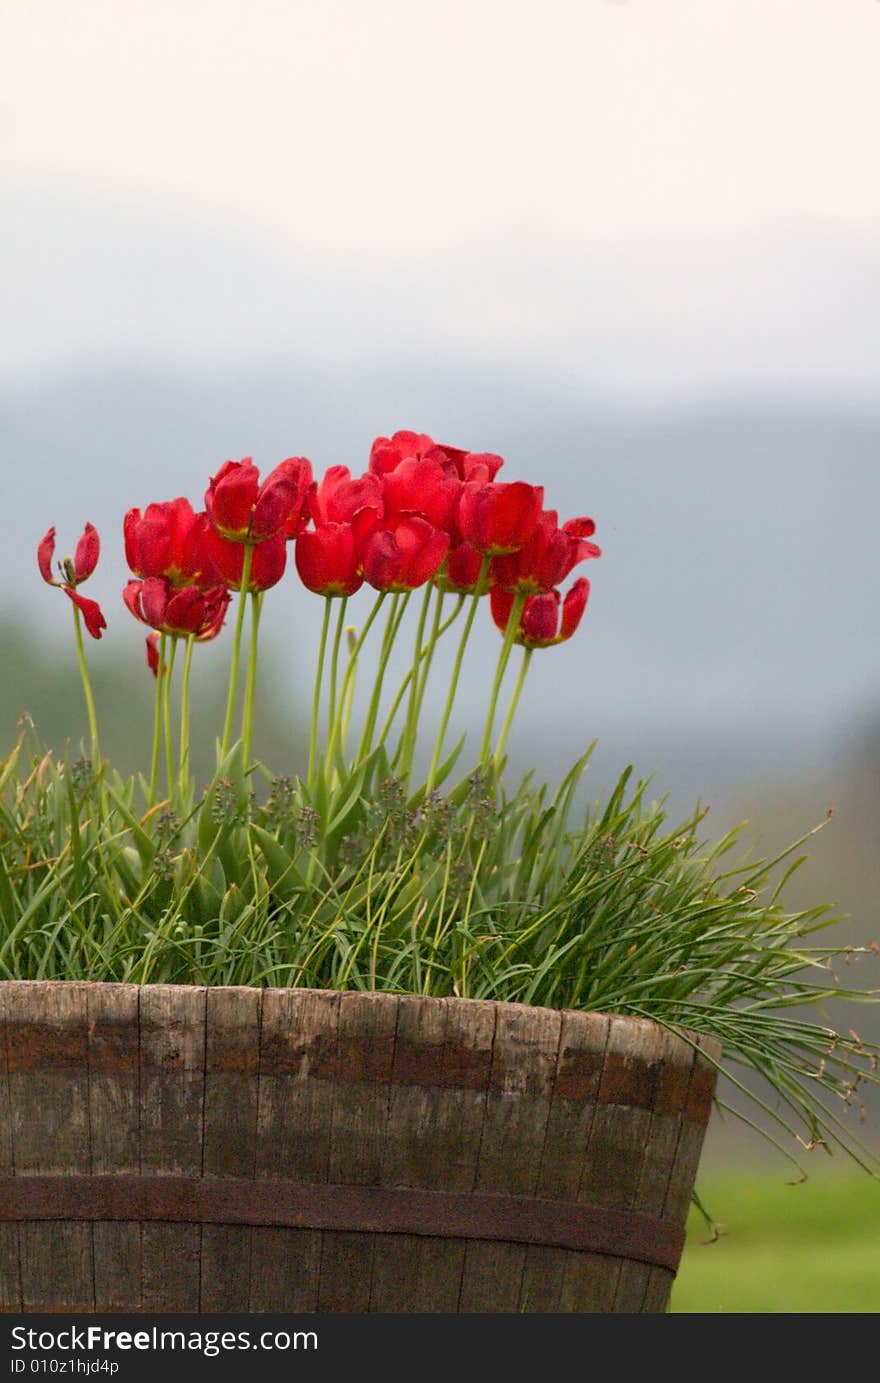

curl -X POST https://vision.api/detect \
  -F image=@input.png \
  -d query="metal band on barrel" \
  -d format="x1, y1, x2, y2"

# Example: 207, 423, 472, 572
0, 1176, 685, 1271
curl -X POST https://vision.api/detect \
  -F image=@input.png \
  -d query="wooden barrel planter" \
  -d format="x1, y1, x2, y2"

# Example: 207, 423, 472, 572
0, 981, 719, 1313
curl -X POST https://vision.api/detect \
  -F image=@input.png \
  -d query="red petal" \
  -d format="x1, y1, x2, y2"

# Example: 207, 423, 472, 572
63, 587, 107, 639
403, 528, 450, 589
521, 591, 560, 646
443, 541, 489, 593
252, 457, 313, 541
205, 459, 259, 539
563, 516, 596, 539
146, 633, 161, 678
196, 587, 231, 642
489, 587, 516, 634
382, 457, 460, 531
249, 534, 287, 590
73, 523, 100, 584
295, 524, 362, 596
164, 586, 206, 634
123, 509, 141, 575
140, 576, 172, 629
123, 580, 147, 624
559, 578, 590, 642
361, 529, 401, 590
37, 527, 57, 585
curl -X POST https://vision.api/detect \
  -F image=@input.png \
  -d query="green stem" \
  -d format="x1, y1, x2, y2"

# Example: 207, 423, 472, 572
339, 627, 358, 758
479, 591, 526, 764
308, 597, 333, 789
178, 634, 195, 798
149, 634, 166, 808
325, 593, 387, 773
493, 647, 532, 766
71, 603, 105, 815
382, 591, 462, 758
163, 637, 178, 802
328, 595, 349, 732
220, 543, 254, 760
425, 558, 491, 795
357, 592, 409, 762
397, 584, 433, 778
241, 590, 263, 769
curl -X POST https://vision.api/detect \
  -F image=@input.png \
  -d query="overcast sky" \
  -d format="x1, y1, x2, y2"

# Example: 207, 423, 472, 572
2, 1, 879, 773
2, 2, 880, 402
5, 0, 880, 250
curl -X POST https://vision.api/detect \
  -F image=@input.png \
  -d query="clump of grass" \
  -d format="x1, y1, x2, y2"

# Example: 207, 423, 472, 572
1, 722, 877, 1180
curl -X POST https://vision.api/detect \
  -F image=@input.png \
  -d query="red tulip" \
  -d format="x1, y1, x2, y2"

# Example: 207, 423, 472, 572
205, 456, 312, 542
369, 430, 438, 477
490, 577, 590, 648
39, 523, 100, 588
123, 498, 207, 582
381, 455, 461, 533
492, 511, 601, 594
38, 524, 107, 639
295, 523, 364, 597
434, 445, 505, 484
361, 517, 450, 592
307, 466, 383, 527
201, 526, 287, 591
124, 577, 230, 641
457, 481, 544, 555
435, 540, 493, 595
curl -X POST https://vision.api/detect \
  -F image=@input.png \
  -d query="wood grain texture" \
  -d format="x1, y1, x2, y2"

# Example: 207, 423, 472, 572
560, 1014, 663, 1311
459, 1002, 562, 1312
519, 1009, 611, 1312
641, 1033, 721, 1313
200, 986, 262, 1311
369, 994, 455, 1311
7, 982, 94, 1311
250, 988, 340, 1311
319, 991, 399, 1312
0, 985, 20, 1310
138, 985, 206, 1311
88, 983, 141, 1310
612, 1024, 695, 1311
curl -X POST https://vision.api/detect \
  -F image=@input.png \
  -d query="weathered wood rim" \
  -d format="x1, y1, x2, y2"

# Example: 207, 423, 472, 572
0, 1176, 686, 1272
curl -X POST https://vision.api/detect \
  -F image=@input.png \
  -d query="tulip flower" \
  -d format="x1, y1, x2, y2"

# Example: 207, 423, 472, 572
295, 523, 364, 597
307, 466, 383, 528
361, 517, 450, 592
201, 527, 287, 592
123, 577, 230, 641
205, 456, 312, 543
492, 511, 601, 594
490, 577, 590, 648
370, 431, 504, 486
434, 444, 505, 485
435, 540, 494, 595
457, 481, 544, 556
369, 430, 439, 477
380, 455, 461, 533
123, 498, 207, 582
38, 524, 107, 639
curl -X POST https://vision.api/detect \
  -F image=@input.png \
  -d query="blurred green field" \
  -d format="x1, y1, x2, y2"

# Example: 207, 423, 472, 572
670, 1169, 880, 1313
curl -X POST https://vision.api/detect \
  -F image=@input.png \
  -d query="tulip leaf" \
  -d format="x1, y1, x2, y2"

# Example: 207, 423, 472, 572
104, 779, 155, 870
0, 849, 15, 923
325, 746, 385, 838
252, 824, 304, 901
